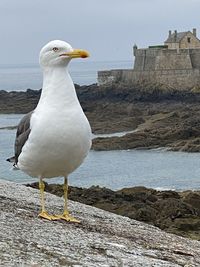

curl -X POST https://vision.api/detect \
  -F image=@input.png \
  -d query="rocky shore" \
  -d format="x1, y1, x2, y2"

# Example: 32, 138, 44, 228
2, 83, 200, 152
27, 182, 200, 241
1, 179, 200, 266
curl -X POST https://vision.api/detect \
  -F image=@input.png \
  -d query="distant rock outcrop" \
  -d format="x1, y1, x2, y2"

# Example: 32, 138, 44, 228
0, 89, 41, 113
1, 179, 200, 266
2, 84, 200, 152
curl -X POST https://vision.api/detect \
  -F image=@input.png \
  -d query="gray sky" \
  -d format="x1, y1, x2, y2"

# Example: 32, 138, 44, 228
0, 0, 199, 64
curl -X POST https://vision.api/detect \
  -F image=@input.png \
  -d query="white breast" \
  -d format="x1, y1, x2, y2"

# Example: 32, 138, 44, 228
18, 106, 91, 178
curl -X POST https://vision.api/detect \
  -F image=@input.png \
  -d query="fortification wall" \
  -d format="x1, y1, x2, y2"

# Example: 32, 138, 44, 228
98, 48, 200, 90
134, 48, 199, 71
98, 69, 200, 90
189, 49, 200, 68
134, 49, 158, 71
155, 52, 192, 70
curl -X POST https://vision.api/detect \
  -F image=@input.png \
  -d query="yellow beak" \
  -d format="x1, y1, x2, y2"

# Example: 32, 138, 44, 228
61, 49, 89, 59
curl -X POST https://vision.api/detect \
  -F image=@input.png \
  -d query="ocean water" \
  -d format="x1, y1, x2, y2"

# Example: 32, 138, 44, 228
0, 60, 133, 91
1, 114, 200, 191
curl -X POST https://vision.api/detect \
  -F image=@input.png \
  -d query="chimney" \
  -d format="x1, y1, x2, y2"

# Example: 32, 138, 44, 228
193, 28, 197, 37
174, 30, 177, 41
133, 44, 137, 56
168, 30, 172, 38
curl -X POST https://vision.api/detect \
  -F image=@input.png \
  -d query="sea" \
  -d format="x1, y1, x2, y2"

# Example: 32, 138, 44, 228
0, 60, 133, 91
0, 60, 200, 191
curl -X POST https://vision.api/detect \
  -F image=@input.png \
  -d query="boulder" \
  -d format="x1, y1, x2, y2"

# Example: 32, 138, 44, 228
1, 179, 200, 266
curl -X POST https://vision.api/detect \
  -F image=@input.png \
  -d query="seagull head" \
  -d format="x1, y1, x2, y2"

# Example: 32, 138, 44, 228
39, 40, 89, 67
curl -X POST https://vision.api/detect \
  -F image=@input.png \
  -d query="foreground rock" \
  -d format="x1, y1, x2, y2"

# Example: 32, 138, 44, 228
27, 183, 200, 241
1, 180, 200, 266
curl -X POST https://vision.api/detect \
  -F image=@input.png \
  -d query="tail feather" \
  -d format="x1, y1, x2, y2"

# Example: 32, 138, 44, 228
12, 164, 20, 171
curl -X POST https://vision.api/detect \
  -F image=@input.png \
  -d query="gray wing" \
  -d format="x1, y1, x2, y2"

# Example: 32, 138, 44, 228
7, 111, 34, 165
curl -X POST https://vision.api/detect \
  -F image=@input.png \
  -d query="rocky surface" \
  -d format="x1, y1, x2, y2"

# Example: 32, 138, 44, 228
0, 89, 41, 114
27, 183, 200, 241
1, 179, 200, 267
2, 83, 200, 151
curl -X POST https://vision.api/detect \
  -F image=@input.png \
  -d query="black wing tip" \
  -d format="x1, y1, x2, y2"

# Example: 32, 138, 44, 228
6, 156, 15, 163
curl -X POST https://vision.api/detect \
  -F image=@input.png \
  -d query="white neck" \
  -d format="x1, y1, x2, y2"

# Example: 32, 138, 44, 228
37, 65, 79, 109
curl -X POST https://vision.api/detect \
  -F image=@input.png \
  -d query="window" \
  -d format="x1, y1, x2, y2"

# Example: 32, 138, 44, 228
187, 37, 191, 43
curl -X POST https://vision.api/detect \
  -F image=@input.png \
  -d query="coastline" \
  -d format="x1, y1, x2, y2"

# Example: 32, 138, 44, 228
2, 83, 200, 152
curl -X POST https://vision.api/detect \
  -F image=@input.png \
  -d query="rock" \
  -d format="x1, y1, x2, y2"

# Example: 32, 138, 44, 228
3, 84, 200, 152
117, 186, 157, 202
182, 192, 200, 215
156, 190, 180, 199
1, 179, 200, 266
0, 89, 41, 113
26, 183, 200, 241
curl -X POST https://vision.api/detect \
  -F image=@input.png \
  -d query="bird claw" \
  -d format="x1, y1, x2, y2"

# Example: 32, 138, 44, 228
38, 211, 58, 221
55, 212, 80, 223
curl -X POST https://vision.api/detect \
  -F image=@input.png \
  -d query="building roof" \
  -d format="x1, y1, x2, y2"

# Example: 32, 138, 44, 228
165, 31, 188, 43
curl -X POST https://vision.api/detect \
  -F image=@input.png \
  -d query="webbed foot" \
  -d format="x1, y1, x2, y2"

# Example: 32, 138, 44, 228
38, 211, 58, 221
55, 211, 80, 223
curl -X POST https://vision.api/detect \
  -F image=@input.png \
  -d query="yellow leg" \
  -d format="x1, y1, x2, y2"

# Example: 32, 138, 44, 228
38, 177, 58, 221
55, 176, 80, 223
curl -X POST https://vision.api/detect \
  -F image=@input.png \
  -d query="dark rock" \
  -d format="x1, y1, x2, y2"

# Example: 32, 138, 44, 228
26, 182, 200, 240
3, 83, 200, 152
117, 186, 157, 202
135, 206, 157, 222
0, 89, 41, 113
182, 192, 200, 215
157, 190, 180, 199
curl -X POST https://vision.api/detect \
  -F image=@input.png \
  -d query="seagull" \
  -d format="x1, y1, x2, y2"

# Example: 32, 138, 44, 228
7, 40, 92, 222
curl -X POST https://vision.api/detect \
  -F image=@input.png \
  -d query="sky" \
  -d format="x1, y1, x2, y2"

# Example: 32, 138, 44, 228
0, 0, 200, 64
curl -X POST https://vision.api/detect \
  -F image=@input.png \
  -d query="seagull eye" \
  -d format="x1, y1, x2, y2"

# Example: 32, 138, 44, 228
52, 47, 59, 52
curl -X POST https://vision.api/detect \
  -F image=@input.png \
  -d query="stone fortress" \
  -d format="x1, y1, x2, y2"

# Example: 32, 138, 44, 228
98, 28, 200, 90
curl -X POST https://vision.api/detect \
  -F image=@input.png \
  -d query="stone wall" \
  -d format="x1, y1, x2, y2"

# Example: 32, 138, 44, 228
155, 49, 193, 70
179, 32, 200, 49
98, 47, 200, 90
133, 48, 200, 71
190, 49, 200, 68
134, 48, 160, 71
98, 68, 200, 90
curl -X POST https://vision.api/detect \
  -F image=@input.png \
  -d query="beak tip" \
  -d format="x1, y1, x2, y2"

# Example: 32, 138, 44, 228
81, 51, 90, 58
81, 54, 89, 58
